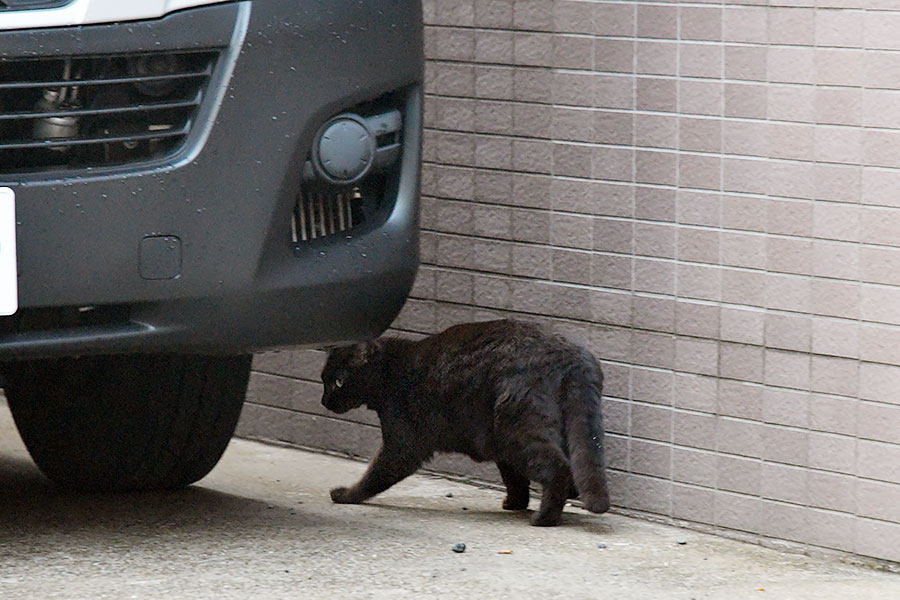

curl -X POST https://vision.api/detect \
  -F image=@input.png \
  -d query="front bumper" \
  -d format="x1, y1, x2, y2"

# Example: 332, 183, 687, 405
0, 0, 423, 359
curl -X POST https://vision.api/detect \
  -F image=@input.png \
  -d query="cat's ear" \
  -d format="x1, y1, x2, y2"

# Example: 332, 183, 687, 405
354, 339, 384, 363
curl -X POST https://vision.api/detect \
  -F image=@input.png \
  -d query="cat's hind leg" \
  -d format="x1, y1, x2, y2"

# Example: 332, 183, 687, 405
497, 461, 530, 510
524, 443, 572, 526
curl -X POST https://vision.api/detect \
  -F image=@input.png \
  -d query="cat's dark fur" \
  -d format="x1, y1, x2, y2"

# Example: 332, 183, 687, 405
320, 319, 610, 526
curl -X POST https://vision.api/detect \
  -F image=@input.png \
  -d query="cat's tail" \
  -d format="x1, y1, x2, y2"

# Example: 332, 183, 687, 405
561, 357, 611, 514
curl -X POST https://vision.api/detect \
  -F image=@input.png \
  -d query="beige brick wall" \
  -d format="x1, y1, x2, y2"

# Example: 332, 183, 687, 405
240, 0, 900, 565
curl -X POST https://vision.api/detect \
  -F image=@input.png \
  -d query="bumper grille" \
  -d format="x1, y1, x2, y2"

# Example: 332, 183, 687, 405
293, 187, 362, 242
0, 49, 221, 175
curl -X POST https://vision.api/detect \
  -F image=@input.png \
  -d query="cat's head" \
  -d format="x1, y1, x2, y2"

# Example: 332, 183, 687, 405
320, 340, 384, 414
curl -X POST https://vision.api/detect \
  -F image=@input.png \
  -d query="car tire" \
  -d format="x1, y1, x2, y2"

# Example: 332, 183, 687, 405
1, 353, 251, 491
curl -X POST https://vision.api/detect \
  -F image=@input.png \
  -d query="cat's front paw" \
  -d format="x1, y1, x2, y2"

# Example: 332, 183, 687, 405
330, 486, 360, 504
502, 495, 529, 510
530, 511, 562, 527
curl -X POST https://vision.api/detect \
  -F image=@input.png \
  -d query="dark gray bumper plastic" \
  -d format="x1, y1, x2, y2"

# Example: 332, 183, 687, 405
0, 0, 423, 358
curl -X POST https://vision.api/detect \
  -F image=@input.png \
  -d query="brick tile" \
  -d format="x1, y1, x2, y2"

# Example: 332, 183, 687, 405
856, 518, 900, 563
725, 45, 766, 81
723, 157, 769, 195
474, 0, 513, 28
624, 473, 672, 516
634, 222, 675, 259
427, 27, 476, 61
678, 154, 722, 192
554, 34, 594, 70
723, 119, 769, 158
630, 439, 671, 478
809, 393, 857, 437
591, 289, 632, 327
511, 174, 552, 209
593, 146, 634, 182
514, 67, 552, 103
725, 83, 767, 119
595, 1, 634, 36
590, 325, 632, 364
511, 244, 551, 279
673, 484, 716, 523
767, 84, 816, 123
512, 31, 553, 67
592, 253, 632, 290
680, 6, 722, 42
631, 402, 673, 443
554, 1, 594, 35
674, 300, 720, 339
763, 425, 809, 466
721, 196, 766, 234
809, 432, 857, 475
814, 163, 861, 204
553, 142, 593, 179
673, 373, 718, 413
594, 73, 632, 109
816, 88, 861, 127
674, 410, 717, 451
634, 258, 675, 295
719, 343, 764, 384
595, 38, 633, 73
816, 8, 862, 48
723, 6, 766, 44
673, 448, 718, 487
810, 356, 859, 398
677, 263, 721, 302
637, 4, 677, 39
635, 186, 675, 222
678, 190, 721, 227
858, 440, 900, 484
760, 463, 808, 504
808, 470, 856, 513
811, 279, 860, 320
679, 80, 724, 116
764, 348, 811, 390
632, 330, 675, 370
633, 295, 675, 334
718, 455, 761, 495
864, 51, 900, 90
552, 107, 594, 143
635, 150, 677, 186
720, 268, 766, 308
636, 77, 677, 113
715, 491, 762, 534
721, 307, 764, 345
679, 117, 722, 153
760, 500, 809, 543
859, 362, 900, 405
635, 113, 677, 150
857, 401, 900, 444
551, 248, 592, 285
514, 0, 553, 31
765, 274, 811, 314
861, 246, 900, 287
679, 43, 722, 79
804, 510, 855, 553
717, 417, 763, 458
815, 48, 864, 87
762, 387, 809, 428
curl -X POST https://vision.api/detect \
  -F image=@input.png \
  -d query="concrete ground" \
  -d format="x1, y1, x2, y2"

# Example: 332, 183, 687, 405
0, 404, 897, 599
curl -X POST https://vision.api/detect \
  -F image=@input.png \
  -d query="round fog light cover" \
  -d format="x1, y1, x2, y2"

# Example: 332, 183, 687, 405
312, 114, 376, 184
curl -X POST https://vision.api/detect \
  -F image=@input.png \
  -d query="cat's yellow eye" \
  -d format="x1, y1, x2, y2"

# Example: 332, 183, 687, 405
335, 379, 343, 388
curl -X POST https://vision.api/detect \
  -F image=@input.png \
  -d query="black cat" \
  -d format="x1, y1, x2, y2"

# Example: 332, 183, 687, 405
320, 319, 610, 526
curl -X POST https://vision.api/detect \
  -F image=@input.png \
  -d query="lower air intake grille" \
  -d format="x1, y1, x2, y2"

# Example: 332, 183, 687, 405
0, 48, 221, 175
293, 187, 364, 242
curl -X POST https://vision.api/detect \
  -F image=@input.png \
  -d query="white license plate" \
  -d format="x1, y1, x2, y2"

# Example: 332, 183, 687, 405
0, 187, 17, 316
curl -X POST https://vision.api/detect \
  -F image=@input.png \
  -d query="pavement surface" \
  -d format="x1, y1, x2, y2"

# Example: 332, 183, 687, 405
0, 402, 898, 599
